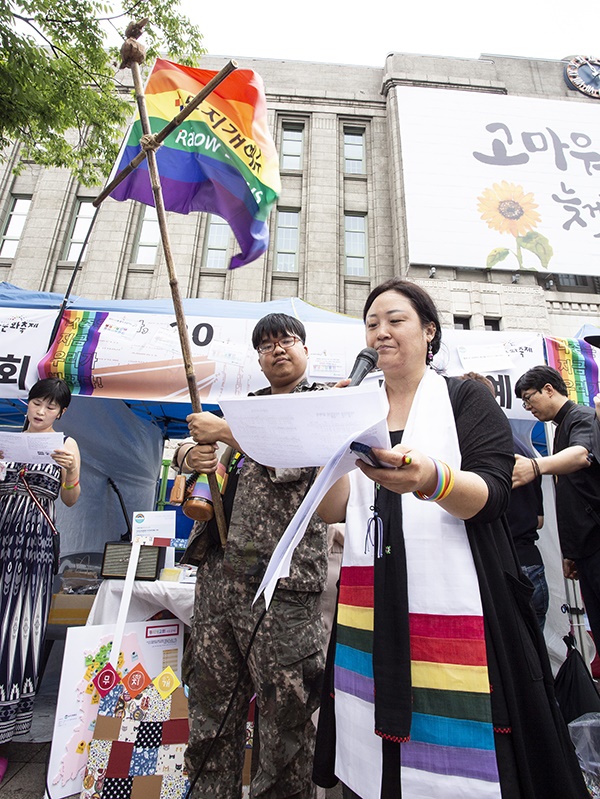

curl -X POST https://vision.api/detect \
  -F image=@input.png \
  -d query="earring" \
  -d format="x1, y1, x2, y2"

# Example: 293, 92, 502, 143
427, 342, 433, 365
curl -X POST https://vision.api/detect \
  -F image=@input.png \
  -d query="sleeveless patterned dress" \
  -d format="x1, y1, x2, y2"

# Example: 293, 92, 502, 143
0, 460, 61, 743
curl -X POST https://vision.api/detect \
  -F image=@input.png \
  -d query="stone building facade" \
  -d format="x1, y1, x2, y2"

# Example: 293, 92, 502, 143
0, 51, 598, 337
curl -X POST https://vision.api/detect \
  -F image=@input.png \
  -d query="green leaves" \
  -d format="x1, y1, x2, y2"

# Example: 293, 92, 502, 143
517, 231, 553, 269
486, 248, 509, 268
1, 0, 205, 184
485, 232, 553, 270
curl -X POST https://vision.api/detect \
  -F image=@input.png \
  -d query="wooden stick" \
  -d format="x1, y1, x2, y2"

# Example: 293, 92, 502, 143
94, 60, 237, 208
125, 56, 231, 547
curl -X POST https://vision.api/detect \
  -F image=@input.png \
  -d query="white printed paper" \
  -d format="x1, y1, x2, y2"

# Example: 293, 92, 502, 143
219, 381, 389, 468
0, 431, 63, 464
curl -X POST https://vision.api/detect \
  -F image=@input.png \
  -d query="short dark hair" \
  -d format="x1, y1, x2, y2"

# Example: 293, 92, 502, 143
28, 377, 72, 411
458, 372, 495, 397
251, 313, 306, 350
362, 278, 442, 359
514, 365, 568, 398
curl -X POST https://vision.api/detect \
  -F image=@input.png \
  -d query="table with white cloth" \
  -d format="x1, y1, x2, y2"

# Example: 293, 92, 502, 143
87, 578, 195, 626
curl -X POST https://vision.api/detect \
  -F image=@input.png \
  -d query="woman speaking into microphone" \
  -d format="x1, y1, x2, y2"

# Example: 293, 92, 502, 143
314, 278, 586, 799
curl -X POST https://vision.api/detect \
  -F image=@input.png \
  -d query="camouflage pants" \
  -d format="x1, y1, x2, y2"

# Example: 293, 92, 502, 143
183, 553, 324, 799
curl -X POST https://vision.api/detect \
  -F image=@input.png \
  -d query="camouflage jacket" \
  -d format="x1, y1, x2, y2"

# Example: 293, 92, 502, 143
222, 380, 329, 592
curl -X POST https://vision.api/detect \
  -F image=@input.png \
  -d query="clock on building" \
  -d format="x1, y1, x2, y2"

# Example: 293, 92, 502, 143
564, 56, 600, 98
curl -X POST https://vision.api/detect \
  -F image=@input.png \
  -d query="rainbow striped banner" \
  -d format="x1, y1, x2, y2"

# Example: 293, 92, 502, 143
110, 59, 281, 269
336, 565, 498, 783
544, 336, 600, 406
38, 309, 107, 395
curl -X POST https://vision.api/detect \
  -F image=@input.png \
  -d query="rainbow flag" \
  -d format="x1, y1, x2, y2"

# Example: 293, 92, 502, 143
110, 59, 281, 269
544, 337, 600, 406
38, 310, 107, 395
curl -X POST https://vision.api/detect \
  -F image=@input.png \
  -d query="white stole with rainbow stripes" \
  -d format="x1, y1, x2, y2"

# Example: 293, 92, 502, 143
334, 369, 502, 799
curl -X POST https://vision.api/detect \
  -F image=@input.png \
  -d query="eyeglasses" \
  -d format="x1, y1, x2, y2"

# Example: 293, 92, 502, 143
521, 390, 541, 409
256, 335, 301, 355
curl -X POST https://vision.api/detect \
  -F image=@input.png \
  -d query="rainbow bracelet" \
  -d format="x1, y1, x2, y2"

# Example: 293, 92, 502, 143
62, 478, 80, 490
413, 458, 455, 502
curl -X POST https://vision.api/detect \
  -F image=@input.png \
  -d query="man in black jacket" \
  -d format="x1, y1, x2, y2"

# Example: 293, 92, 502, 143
513, 365, 600, 645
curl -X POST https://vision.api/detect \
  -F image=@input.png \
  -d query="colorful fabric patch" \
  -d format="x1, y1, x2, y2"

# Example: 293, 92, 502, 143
159, 774, 190, 799
131, 774, 163, 799
86, 738, 112, 774
124, 692, 148, 722
118, 718, 141, 742
106, 741, 135, 778
130, 746, 159, 776
155, 743, 186, 775
98, 683, 125, 716
102, 776, 134, 799
169, 687, 188, 719
93, 714, 122, 741
144, 685, 171, 721
161, 718, 189, 745
136, 721, 163, 749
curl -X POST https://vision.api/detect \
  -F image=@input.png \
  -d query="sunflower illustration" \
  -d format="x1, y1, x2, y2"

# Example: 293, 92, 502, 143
477, 181, 541, 237
477, 181, 552, 270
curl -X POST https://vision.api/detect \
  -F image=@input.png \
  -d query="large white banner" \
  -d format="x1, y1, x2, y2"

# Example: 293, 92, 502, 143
37, 309, 365, 402
0, 308, 56, 396
0, 305, 547, 415
396, 87, 600, 276
435, 328, 545, 419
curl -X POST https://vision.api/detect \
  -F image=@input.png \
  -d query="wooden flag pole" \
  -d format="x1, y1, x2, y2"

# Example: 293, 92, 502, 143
119, 25, 230, 546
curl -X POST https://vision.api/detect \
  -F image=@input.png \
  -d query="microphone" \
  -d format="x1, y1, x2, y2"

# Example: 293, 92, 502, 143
347, 347, 379, 387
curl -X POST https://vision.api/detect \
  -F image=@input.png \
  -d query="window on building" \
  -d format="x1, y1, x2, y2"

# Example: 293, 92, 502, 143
344, 129, 365, 174
203, 214, 231, 269
274, 210, 299, 272
281, 124, 303, 170
484, 318, 501, 331
64, 199, 95, 261
0, 196, 32, 258
132, 205, 160, 265
556, 274, 592, 290
454, 316, 471, 330
345, 214, 367, 276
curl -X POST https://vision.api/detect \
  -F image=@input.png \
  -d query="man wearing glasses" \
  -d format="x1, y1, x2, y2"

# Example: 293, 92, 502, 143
177, 313, 329, 799
513, 365, 600, 647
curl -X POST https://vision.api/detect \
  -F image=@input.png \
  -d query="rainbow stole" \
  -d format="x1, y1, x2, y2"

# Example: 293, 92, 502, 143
110, 58, 281, 269
335, 564, 498, 783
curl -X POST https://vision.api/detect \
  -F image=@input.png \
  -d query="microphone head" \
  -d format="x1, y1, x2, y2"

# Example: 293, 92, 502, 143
359, 347, 379, 368
346, 347, 380, 386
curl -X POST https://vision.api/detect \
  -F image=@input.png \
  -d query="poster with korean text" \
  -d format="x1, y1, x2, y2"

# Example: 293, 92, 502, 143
396, 87, 600, 277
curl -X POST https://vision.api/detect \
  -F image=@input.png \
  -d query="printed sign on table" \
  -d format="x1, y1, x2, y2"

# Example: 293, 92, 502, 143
47, 620, 185, 799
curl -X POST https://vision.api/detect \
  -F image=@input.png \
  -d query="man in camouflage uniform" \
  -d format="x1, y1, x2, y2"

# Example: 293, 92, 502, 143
178, 313, 329, 798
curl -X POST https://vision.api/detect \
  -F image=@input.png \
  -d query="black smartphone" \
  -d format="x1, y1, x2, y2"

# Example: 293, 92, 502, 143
350, 441, 383, 468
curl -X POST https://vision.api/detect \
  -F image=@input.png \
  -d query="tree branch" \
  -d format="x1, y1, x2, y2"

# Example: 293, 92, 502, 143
12, 13, 112, 91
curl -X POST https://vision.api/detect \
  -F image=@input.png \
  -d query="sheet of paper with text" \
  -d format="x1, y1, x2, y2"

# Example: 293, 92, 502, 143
219, 380, 388, 468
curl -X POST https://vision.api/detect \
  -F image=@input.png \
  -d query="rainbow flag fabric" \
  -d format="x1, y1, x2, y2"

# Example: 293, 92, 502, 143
38, 309, 107, 394
110, 59, 281, 269
336, 565, 499, 785
545, 336, 599, 407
